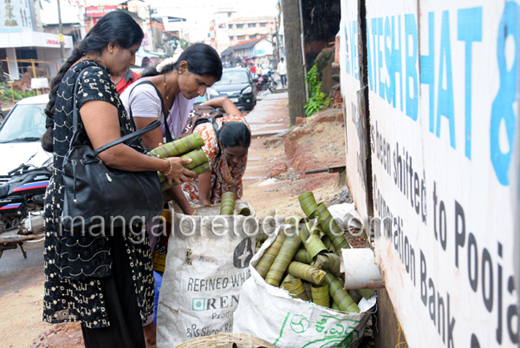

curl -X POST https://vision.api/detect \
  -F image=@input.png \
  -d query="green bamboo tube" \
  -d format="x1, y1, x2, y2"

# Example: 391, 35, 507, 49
216, 344, 237, 348
324, 273, 360, 313
348, 289, 363, 303
316, 203, 350, 250
148, 133, 204, 158
298, 191, 319, 219
332, 301, 340, 311
255, 232, 287, 278
300, 222, 327, 259
312, 253, 342, 277
293, 249, 313, 264
160, 161, 210, 191
282, 274, 310, 301
322, 234, 337, 253
311, 283, 330, 308
287, 261, 326, 285
265, 232, 302, 287
220, 192, 236, 215
158, 149, 209, 183
303, 281, 313, 301
358, 289, 376, 299
238, 207, 251, 216
285, 215, 306, 230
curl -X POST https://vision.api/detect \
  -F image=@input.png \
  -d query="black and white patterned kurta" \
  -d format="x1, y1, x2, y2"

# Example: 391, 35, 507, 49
43, 60, 154, 329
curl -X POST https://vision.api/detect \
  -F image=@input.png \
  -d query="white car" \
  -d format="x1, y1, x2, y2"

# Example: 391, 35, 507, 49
0, 94, 52, 181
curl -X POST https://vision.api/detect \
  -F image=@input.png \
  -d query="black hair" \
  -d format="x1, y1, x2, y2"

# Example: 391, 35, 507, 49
218, 122, 251, 149
41, 11, 144, 152
141, 43, 223, 80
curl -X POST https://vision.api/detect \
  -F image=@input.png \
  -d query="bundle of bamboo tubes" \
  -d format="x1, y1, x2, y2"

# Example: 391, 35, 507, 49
148, 133, 210, 191
254, 191, 375, 314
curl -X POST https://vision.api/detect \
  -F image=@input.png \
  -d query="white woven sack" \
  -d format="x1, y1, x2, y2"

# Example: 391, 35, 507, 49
157, 201, 257, 347
233, 226, 376, 348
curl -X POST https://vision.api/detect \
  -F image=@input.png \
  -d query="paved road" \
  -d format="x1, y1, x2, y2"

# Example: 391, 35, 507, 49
0, 240, 44, 295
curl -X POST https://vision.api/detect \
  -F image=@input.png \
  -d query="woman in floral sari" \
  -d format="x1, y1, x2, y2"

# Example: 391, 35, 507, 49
182, 96, 251, 204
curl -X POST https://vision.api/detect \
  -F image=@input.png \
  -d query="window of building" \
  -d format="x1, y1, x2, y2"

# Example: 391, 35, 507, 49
249, 34, 257, 39
236, 24, 244, 28
237, 35, 246, 40
248, 23, 256, 27
229, 36, 234, 40
228, 24, 233, 29
260, 22, 268, 27
228, 12, 232, 17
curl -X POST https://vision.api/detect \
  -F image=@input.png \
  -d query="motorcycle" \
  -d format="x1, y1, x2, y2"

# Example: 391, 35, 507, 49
0, 163, 51, 259
255, 71, 277, 94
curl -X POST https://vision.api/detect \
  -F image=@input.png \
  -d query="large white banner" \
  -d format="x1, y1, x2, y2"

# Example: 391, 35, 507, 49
364, 0, 519, 346
341, 0, 371, 222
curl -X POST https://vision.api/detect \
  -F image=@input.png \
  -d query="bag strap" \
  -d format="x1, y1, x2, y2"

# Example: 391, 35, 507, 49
70, 69, 160, 156
127, 80, 173, 143
93, 120, 160, 156
210, 117, 222, 158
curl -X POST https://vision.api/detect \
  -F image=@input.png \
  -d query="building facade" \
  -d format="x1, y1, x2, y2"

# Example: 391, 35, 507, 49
0, 0, 73, 80
209, 9, 276, 55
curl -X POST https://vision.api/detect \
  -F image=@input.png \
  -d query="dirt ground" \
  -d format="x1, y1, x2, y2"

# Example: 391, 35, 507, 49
0, 100, 364, 347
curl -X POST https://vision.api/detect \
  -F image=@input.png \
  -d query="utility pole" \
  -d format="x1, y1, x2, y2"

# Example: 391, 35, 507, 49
282, 0, 306, 126
274, 15, 279, 68
57, 0, 65, 61
148, 5, 154, 51
77, 0, 86, 39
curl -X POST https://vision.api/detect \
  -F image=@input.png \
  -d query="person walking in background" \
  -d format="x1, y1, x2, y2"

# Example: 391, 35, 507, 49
41, 11, 194, 348
278, 57, 287, 88
256, 64, 263, 78
111, 68, 141, 95
250, 63, 256, 76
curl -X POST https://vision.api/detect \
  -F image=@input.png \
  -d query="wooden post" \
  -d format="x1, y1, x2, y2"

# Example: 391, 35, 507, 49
31, 59, 39, 95
282, 0, 306, 126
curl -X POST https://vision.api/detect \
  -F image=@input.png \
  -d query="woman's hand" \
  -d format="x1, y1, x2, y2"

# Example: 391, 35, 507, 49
160, 157, 196, 185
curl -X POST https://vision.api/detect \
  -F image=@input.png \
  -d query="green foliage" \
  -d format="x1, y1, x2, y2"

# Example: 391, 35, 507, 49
0, 82, 37, 103
304, 65, 329, 116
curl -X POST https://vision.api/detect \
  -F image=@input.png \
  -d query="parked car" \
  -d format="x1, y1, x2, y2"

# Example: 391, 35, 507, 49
207, 68, 257, 111
0, 94, 52, 182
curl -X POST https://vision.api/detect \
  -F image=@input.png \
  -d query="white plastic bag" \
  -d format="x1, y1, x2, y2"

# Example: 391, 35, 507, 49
328, 203, 364, 235
233, 227, 376, 348
157, 201, 257, 347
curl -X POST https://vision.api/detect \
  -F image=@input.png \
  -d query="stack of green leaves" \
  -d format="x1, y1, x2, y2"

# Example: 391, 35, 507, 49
148, 134, 210, 191
253, 191, 374, 314
220, 192, 236, 215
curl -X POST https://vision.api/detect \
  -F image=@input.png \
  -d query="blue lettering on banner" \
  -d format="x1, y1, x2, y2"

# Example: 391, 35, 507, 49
490, 1, 518, 186
344, 24, 351, 75
420, 12, 435, 133
372, 17, 379, 94
436, 11, 456, 149
384, 16, 396, 108
405, 14, 418, 121
346, 5, 517, 183
351, 20, 358, 80
344, 20, 359, 81
457, 7, 482, 160
378, 17, 385, 98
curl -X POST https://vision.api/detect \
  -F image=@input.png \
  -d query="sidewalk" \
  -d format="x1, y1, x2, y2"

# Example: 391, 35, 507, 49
246, 91, 289, 137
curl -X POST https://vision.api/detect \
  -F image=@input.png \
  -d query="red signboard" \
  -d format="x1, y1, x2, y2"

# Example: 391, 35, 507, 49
85, 5, 117, 18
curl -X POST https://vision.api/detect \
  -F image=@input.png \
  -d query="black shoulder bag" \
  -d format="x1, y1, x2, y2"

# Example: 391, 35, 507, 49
61, 74, 163, 233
